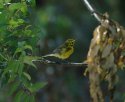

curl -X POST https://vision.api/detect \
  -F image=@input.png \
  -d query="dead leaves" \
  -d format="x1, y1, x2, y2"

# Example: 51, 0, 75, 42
85, 17, 125, 80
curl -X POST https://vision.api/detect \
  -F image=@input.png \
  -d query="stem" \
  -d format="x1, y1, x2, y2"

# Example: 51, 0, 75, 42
82, 0, 101, 22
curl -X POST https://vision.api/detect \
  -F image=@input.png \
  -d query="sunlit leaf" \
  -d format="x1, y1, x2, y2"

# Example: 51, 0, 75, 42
17, 19, 24, 24
23, 72, 31, 81
29, 82, 47, 93
24, 45, 33, 51
4, 0, 11, 3
14, 47, 23, 55
9, 3, 23, 11
20, 4, 27, 14
23, 56, 36, 68
23, 56, 40, 69
9, 18, 19, 28
0, 4, 4, 8
14, 44, 32, 55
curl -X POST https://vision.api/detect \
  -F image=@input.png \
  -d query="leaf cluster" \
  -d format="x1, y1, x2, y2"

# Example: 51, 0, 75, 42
0, 0, 46, 102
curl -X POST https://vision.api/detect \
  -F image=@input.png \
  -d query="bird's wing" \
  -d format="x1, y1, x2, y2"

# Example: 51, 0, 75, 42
52, 44, 66, 54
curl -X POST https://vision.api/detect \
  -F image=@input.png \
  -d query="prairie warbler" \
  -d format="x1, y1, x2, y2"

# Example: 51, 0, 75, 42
43, 39, 75, 60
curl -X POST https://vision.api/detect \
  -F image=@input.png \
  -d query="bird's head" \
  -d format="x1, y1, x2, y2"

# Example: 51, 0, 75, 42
65, 39, 75, 47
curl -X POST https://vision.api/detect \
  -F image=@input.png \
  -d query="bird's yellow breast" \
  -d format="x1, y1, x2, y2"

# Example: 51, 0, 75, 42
57, 47, 74, 59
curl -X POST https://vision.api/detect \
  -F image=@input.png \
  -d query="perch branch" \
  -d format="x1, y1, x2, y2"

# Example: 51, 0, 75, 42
32, 58, 86, 67
0, 59, 86, 67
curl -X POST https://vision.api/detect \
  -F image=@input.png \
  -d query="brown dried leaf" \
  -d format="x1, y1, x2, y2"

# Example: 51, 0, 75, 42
103, 53, 114, 69
102, 44, 112, 58
88, 45, 100, 58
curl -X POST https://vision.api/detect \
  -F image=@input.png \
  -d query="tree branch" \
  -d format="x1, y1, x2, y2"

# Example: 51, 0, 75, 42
32, 58, 86, 67
0, 59, 86, 68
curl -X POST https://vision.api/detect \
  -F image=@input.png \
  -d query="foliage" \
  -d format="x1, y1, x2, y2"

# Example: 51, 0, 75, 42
0, 0, 46, 102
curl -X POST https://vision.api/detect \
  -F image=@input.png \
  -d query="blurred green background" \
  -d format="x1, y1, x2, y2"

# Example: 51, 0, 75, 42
1, 0, 125, 102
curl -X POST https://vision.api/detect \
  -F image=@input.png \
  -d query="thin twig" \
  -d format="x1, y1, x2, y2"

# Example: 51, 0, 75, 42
82, 0, 101, 22
32, 59, 86, 67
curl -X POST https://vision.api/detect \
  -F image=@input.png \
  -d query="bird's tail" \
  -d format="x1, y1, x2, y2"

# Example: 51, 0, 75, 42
42, 54, 57, 58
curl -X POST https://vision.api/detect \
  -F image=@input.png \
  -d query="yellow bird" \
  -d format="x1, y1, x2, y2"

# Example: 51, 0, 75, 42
43, 39, 75, 60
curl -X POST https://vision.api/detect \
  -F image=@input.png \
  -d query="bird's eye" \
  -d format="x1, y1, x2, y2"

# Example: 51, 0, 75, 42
70, 41, 74, 45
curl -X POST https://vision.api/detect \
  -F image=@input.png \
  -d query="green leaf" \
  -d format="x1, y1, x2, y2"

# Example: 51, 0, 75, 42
22, 92, 29, 102
20, 4, 27, 14
14, 90, 24, 102
29, 82, 47, 93
9, 3, 23, 11
23, 56, 38, 69
28, 95, 35, 102
0, 1, 3, 3
9, 18, 19, 28
0, 3, 4, 8
24, 30, 32, 36
14, 47, 23, 55
8, 81, 20, 96
14, 44, 32, 56
8, 74, 16, 83
21, 94, 35, 102
18, 41, 26, 47
17, 19, 24, 24
23, 72, 31, 80
13, 60, 20, 73
2, 60, 18, 76
4, 0, 11, 3
24, 45, 33, 51
18, 61, 24, 77
9, 18, 24, 29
